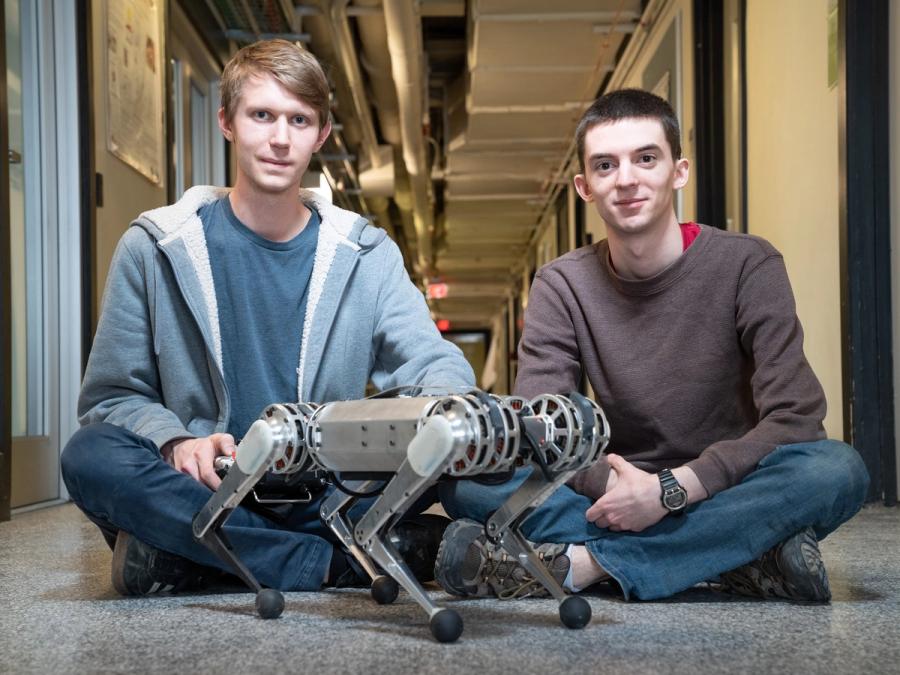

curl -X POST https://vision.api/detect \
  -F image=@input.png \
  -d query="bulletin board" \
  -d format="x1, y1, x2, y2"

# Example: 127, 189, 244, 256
106, 0, 164, 185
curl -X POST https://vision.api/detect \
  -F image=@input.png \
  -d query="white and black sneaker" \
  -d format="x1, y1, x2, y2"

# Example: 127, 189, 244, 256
719, 527, 831, 603
434, 519, 570, 600
111, 531, 205, 596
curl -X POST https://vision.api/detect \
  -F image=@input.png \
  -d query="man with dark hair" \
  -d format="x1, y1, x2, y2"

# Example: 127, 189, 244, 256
62, 40, 474, 596
574, 88, 683, 171
435, 88, 868, 603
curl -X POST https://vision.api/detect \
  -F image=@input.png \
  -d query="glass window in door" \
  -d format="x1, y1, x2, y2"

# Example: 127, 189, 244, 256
6, 0, 58, 507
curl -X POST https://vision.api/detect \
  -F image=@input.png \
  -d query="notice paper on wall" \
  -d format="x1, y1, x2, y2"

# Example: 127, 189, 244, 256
105, 0, 164, 185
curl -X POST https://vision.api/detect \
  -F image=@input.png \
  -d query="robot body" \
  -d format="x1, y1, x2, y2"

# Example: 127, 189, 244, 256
193, 388, 610, 643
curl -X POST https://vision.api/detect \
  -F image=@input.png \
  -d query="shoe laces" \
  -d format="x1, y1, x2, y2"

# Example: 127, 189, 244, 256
481, 544, 566, 600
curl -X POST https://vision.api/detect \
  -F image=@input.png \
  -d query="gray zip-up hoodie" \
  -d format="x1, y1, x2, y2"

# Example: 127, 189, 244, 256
78, 186, 475, 449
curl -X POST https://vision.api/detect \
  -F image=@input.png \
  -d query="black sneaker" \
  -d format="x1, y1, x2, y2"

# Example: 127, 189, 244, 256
111, 531, 204, 596
389, 514, 450, 583
719, 527, 831, 603
325, 514, 450, 588
326, 549, 371, 588
434, 519, 570, 599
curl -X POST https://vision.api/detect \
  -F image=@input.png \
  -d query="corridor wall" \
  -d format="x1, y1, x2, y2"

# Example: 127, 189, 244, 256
745, 0, 843, 439
90, 0, 169, 326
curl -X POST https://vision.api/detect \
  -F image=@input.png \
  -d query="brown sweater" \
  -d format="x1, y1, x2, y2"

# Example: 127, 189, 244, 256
514, 225, 827, 499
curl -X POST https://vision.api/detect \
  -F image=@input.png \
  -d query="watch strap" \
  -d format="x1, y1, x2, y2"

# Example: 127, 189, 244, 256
658, 468, 679, 491
658, 468, 687, 514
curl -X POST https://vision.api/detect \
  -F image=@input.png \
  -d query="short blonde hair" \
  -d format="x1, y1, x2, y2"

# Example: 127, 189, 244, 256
220, 39, 330, 128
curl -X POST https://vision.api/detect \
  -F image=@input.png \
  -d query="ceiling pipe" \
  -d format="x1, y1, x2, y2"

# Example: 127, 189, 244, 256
353, 0, 401, 146
311, 0, 385, 171
393, 146, 421, 266
352, 0, 426, 256
328, 123, 399, 242
382, 0, 435, 274
296, 1, 404, 254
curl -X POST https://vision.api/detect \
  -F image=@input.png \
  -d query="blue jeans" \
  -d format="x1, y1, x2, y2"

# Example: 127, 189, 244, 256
439, 440, 869, 600
62, 423, 389, 591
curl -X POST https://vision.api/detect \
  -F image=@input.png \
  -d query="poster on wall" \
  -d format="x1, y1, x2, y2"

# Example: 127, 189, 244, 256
105, 0, 164, 185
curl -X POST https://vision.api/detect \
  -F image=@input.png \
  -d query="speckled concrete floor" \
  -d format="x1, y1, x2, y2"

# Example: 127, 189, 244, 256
0, 503, 898, 675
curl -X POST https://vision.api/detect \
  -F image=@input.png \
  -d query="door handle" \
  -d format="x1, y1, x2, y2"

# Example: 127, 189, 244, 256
8, 149, 22, 164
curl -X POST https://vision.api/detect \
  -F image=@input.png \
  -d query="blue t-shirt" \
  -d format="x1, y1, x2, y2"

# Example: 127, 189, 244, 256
199, 196, 319, 439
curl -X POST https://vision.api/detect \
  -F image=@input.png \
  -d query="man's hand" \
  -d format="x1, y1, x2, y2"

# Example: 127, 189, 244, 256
604, 461, 619, 493
585, 454, 666, 532
171, 434, 236, 490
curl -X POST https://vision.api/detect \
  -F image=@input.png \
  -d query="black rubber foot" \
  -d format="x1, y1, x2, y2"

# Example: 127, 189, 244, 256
430, 608, 464, 643
255, 588, 284, 619
559, 595, 591, 629
371, 575, 400, 605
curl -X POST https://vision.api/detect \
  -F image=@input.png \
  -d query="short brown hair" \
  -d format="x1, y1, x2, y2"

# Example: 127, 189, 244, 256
575, 89, 682, 173
220, 39, 330, 128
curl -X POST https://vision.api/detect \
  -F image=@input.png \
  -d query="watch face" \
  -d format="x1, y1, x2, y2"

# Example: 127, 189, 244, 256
663, 489, 688, 511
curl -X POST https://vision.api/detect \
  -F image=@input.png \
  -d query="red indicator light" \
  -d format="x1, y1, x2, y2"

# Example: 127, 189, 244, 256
426, 282, 449, 299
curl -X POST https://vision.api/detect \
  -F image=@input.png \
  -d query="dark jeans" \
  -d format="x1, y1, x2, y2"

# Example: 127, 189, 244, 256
440, 440, 869, 600
63, 423, 396, 591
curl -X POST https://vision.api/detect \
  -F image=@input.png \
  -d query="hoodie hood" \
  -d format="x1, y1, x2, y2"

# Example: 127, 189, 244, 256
134, 185, 373, 246
129, 185, 386, 385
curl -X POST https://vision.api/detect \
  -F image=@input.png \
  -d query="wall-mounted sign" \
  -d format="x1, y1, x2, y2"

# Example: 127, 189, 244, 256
106, 0, 164, 185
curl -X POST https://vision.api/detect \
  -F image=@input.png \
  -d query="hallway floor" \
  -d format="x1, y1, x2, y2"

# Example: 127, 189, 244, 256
1, 503, 898, 674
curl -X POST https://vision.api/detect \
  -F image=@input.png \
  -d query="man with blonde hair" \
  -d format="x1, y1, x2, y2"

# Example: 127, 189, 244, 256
62, 40, 474, 595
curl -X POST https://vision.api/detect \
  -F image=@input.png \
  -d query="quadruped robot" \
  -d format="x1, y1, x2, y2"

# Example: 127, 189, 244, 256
192, 386, 610, 643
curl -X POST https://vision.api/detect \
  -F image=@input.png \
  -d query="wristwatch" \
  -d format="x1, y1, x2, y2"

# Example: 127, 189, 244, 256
658, 468, 688, 516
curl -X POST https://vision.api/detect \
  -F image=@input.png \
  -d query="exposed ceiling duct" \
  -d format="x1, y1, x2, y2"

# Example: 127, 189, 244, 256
352, 0, 401, 146
299, 2, 402, 246
351, 0, 417, 260
383, 0, 436, 275
315, 0, 384, 170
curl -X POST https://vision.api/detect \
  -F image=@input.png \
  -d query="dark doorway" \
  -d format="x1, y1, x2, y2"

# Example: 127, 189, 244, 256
693, 0, 727, 229
838, 0, 896, 505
